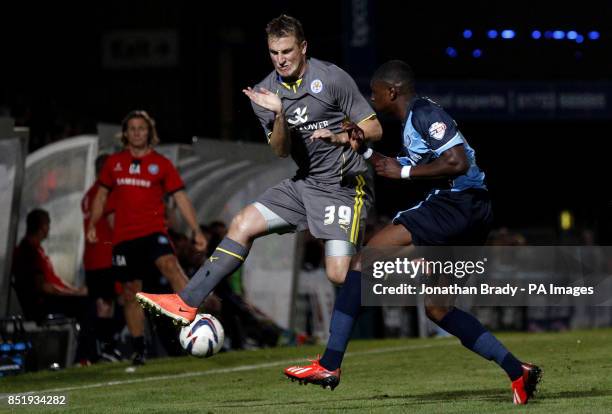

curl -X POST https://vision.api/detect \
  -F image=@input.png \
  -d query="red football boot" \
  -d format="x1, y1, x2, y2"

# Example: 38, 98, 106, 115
284, 357, 341, 390
136, 292, 197, 326
511, 363, 542, 404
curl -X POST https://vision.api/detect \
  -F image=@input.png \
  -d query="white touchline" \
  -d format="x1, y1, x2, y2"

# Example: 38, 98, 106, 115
0, 342, 456, 399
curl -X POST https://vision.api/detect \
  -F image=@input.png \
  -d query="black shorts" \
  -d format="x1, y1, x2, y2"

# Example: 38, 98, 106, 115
112, 232, 175, 282
85, 268, 117, 300
392, 189, 493, 246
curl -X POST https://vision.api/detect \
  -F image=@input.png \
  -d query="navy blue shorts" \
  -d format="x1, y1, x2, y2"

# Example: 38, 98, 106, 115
112, 232, 175, 282
392, 189, 493, 246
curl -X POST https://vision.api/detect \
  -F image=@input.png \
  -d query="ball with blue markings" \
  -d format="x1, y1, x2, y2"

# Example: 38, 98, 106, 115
179, 314, 225, 358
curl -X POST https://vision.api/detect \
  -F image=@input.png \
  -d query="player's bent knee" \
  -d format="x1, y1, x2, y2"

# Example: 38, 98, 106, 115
228, 207, 264, 242
326, 268, 347, 285
324, 241, 355, 284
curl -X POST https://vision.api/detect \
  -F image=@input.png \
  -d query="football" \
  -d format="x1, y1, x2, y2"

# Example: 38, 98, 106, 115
179, 314, 225, 358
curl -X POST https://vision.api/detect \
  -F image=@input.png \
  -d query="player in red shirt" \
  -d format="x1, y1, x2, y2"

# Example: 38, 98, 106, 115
86, 110, 207, 365
82, 153, 122, 362
12, 209, 95, 364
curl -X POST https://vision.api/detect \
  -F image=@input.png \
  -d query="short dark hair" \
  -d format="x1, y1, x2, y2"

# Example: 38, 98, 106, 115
265, 14, 305, 44
26, 209, 49, 235
121, 110, 160, 147
372, 60, 416, 94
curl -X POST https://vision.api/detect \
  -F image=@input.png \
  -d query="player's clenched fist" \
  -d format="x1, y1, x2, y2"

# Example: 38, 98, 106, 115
373, 156, 402, 179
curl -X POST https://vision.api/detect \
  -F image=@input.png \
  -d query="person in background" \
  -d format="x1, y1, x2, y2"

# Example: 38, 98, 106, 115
87, 110, 207, 365
82, 153, 123, 362
12, 208, 95, 365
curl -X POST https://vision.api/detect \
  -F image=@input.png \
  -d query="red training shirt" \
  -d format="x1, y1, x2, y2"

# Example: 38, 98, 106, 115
13, 238, 71, 290
99, 149, 184, 244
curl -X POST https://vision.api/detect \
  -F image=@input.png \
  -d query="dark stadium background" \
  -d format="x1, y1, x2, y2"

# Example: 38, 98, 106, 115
1, 1, 610, 242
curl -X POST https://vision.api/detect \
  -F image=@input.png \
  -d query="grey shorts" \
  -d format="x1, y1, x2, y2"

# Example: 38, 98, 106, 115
256, 175, 372, 246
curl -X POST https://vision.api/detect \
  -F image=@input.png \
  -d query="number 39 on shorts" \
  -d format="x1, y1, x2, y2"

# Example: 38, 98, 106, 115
324, 205, 352, 226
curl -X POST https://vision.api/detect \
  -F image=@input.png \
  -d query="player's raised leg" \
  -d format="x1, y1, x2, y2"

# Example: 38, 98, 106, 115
137, 203, 269, 325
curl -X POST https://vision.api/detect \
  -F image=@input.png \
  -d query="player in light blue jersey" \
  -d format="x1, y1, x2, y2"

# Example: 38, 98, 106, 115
285, 60, 542, 405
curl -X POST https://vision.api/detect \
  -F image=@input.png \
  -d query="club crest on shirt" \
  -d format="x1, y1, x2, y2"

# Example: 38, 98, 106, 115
113, 162, 122, 172
148, 164, 159, 175
428, 122, 447, 140
310, 79, 323, 94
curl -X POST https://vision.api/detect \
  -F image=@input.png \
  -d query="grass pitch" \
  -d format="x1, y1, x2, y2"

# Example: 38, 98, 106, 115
1, 328, 611, 413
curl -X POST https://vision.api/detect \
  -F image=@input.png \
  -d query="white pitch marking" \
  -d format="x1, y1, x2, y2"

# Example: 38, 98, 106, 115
0, 342, 455, 399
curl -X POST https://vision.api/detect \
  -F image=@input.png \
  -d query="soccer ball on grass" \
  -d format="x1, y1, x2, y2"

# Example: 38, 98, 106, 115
179, 314, 224, 358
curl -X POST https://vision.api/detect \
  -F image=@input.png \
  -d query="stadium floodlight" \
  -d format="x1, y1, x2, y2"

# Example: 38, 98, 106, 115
567, 31, 578, 40
553, 30, 565, 40
531, 30, 542, 39
487, 30, 498, 39
463, 29, 473, 39
501, 30, 515, 39
472, 49, 482, 58
588, 31, 600, 40
576, 34, 584, 44
445, 47, 458, 58
544, 31, 553, 39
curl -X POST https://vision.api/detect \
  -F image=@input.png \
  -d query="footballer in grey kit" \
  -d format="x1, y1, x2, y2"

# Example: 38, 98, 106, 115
253, 56, 378, 247
135, 15, 382, 332
252, 57, 375, 185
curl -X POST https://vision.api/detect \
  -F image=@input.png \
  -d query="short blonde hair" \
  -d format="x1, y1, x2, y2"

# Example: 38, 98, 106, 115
121, 110, 160, 147
265, 14, 305, 44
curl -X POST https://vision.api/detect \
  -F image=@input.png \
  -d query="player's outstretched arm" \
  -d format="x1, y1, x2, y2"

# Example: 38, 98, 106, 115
374, 145, 469, 180
310, 118, 382, 147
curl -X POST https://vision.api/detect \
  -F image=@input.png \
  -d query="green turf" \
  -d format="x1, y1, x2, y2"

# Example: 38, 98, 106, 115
1, 329, 611, 413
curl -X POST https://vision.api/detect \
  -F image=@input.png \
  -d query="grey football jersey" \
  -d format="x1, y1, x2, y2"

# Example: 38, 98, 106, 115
251, 58, 376, 185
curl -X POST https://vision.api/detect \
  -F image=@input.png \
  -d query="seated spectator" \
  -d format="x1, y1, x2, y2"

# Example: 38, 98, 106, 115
12, 208, 96, 364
